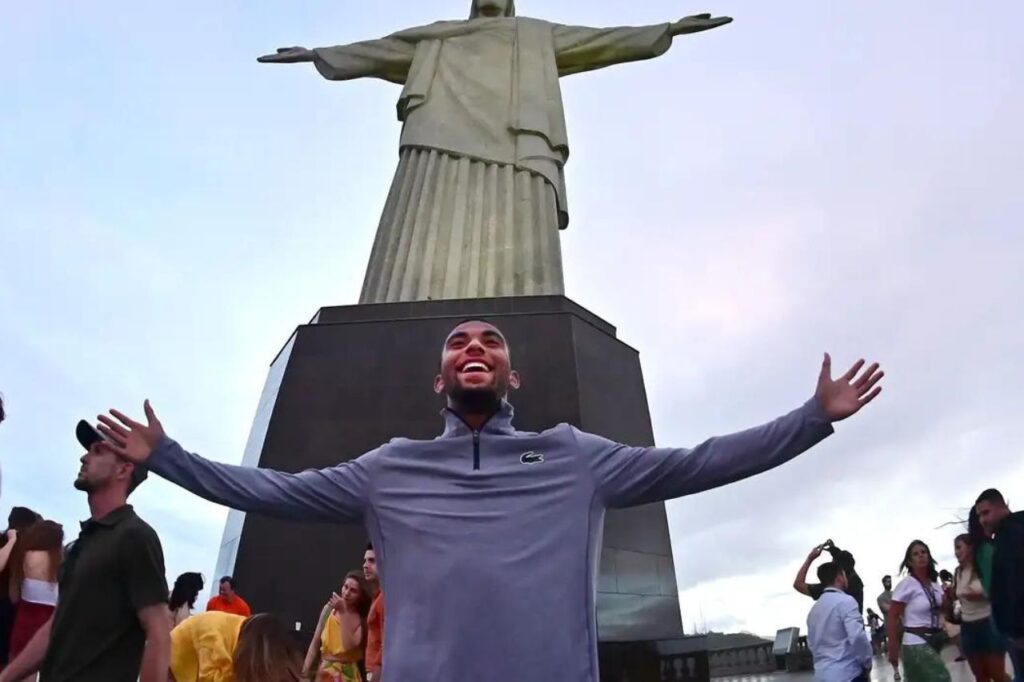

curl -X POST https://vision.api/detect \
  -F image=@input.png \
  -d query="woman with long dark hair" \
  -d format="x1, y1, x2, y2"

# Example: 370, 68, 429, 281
887, 540, 952, 682
168, 572, 205, 627
948, 532, 1010, 682
303, 571, 371, 682
0, 507, 40, 668
7, 520, 63, 660
170, 611, 303, 681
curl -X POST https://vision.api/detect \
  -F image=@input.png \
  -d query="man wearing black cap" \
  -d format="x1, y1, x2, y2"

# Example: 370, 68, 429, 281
0, 421, 170, 682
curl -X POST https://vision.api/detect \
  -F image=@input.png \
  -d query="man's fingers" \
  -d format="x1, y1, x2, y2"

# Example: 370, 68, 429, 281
859, 386, 882, 406
97, 423, 128, 449
857, 370, 885, 397
109, 408, 143, 430
853, 362, 880, 389
819, 353, 832, 383
841, 359, 865, 383
143, 399, 159, 428
97, 415, 131, 439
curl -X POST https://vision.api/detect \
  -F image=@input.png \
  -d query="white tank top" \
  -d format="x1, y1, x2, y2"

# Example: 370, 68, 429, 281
21, 578, 58, 606
956, 565, 991, 622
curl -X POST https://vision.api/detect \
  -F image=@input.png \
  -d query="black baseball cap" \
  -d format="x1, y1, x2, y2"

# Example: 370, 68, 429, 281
76, 420, 149, 491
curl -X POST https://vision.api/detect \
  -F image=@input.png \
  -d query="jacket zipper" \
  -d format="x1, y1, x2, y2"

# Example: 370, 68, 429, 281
446, 407, 497, 471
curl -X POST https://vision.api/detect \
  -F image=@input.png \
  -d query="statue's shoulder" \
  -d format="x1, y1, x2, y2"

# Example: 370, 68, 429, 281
515, 17, 551, 26
388, 19, 471, 41
514, 17, 557, 36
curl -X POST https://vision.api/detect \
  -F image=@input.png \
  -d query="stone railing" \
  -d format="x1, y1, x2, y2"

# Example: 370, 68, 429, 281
657, 651, 711, 681
598, 634, 813, 681
708, 642, 775, 677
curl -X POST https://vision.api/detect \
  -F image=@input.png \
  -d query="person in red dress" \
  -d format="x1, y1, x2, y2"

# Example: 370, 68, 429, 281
8, 520, 63, 660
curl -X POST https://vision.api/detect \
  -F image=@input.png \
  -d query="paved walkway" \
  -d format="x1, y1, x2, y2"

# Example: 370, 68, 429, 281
714, 648, 1016, 681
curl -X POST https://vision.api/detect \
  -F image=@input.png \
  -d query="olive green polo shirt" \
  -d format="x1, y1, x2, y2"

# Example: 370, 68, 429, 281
40, 505, 167, 682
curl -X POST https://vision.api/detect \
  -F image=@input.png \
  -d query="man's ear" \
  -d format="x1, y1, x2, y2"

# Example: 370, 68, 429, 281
118, 460, 135, 486
508, 370, 521, 390
434, 374, 445, 395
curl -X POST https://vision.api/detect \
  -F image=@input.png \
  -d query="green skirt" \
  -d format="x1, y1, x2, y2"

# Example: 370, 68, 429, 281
902, 644, 951, 682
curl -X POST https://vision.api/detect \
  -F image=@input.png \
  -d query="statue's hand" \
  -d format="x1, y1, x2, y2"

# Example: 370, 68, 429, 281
671, 14, 733, 36
257, 46, 315, 64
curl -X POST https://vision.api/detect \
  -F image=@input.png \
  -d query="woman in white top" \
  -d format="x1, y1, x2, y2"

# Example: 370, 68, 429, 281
887, 540, 952, 682
8, 520, 63, 661
947, 533, 1010, 682
167, 572, 205, 628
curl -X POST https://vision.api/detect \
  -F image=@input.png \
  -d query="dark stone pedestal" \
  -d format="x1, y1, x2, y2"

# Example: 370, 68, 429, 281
215, 295, 683, 664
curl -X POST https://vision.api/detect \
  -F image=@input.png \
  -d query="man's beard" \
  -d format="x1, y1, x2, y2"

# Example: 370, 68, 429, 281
73, 477, 93, 492
448, 385, 502, 415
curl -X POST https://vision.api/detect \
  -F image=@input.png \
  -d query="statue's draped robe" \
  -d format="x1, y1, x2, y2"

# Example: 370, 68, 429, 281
313, 17, 673, 303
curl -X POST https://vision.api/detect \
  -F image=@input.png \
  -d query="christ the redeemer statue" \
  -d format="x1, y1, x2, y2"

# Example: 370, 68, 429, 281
259, 0, 731, 303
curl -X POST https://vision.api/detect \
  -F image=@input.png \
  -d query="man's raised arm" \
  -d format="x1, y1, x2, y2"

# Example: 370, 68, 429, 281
98, 401, 371, 523
577, 355, 883, 509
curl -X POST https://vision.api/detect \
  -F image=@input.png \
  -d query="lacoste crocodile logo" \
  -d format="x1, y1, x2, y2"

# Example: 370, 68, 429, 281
520, 451, 544, 465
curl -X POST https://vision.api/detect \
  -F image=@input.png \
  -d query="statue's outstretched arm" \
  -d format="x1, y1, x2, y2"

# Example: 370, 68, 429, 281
555, 13, 732, 77
670, 14, 732, 37
258, 37, 417, 85
258, 46, 316, 64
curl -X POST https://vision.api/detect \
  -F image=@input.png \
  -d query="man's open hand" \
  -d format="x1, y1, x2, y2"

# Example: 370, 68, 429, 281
816, 354, 884, 422
97, 400, 166, 464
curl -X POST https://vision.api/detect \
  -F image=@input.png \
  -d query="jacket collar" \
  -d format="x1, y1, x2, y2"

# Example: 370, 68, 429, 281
81, 504, 134, 531
440, 400, 517, 438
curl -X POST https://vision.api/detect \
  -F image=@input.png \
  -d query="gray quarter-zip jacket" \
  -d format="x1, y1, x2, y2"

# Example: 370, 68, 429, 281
149, 398, 833, 681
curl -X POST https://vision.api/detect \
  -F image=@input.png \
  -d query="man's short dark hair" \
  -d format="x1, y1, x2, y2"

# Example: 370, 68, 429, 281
976, 488, 1006, 506
366, 542, 373, 551
882, 574, 891, 582
816, 561, 844, 586
0, 393, 5, 424
219, 575, 235, 588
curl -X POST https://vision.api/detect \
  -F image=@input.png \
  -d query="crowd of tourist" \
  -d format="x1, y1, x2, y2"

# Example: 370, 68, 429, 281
0, 394, 390, 681
801, 489, 1024, 682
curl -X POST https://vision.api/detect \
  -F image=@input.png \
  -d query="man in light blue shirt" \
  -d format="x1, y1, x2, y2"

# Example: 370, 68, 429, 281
807, 561, 873, 682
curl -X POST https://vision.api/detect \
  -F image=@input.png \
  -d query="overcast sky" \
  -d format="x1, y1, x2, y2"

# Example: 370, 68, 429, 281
2, 0, 1022, 636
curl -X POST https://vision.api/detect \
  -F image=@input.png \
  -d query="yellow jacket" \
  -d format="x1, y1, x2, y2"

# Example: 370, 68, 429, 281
170, 611, 247, 682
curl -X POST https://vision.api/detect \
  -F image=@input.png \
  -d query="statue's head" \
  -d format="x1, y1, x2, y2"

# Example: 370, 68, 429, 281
470, 0, 515, 19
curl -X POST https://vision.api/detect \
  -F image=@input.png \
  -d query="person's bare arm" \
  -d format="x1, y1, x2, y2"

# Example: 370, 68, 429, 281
0, 530, 17, 574
887, 601, 906, 668
0, 614, 52, 682
303, 604, 330, 677
794, 545, 823, 596
138, 603, 171, 682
